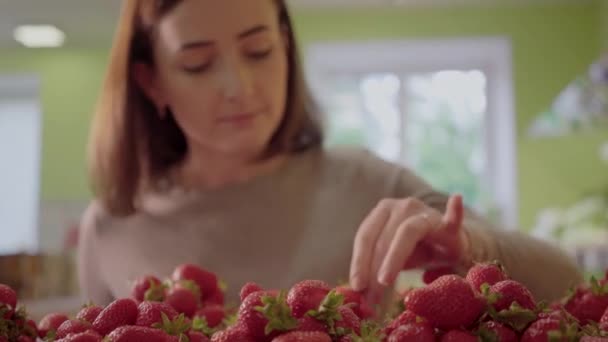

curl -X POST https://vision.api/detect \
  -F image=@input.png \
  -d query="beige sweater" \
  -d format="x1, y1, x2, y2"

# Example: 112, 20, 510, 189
78, 147, 582, 307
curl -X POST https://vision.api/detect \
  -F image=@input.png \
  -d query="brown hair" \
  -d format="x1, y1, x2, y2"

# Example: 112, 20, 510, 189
89, 0, 323, 217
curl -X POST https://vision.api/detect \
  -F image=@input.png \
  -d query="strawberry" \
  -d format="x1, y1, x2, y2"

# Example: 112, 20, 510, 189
0, 284, 17, 319
287, 280, 331, 318
488, 280, 536, 311
423, 266, 456, 285
210, 325, 256, 342
521, 317, 578, 342
23, 319, 38, 338
387, 321, 435, 342
55, 330, 102, 342
580, 337, 608, 342
187, 330, 211, 342
172, 264, 218, 301
403, 275, 485, 331
335, 305, 360, 336
238, 290, 297, 341
165, 284, 199, 318
202, 290, 225, 307
135, 301, 178, 327
440, 330, 478, 342
466, 261, 507, 292
130, 275, 163, 302
106, 325, 173, 342
38, 312, 69, 339
565, 277, 608, 324
601, 307, 608, 331
92, 298, 138, 336
478, 321, 518, 342
334, 286, 368, 319
16, 336, 34, 342
241, 283, 264, 302
271, 331, 332, 342
383, 310, 419, 337
194, 305, 225, 328
76, 305, 103, 323
294, 315, 327, 333
56, 319, 91, 339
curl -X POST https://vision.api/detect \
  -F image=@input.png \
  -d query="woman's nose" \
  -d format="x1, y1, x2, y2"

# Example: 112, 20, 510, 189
219, 58, 254, 103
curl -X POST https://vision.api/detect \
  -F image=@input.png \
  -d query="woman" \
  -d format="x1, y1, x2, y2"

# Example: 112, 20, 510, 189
79, 0, 582, 308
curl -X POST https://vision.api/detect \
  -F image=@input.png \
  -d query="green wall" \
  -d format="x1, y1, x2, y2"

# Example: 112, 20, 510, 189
0, 49, 108, 199
1, 2, 606, 229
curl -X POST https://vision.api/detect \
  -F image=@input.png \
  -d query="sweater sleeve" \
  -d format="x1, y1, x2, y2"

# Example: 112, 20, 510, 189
393, 166, 583, 302
77, 202, 114, 305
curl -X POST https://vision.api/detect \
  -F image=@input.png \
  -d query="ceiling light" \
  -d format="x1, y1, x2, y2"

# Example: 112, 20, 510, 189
13, 25, 66, 48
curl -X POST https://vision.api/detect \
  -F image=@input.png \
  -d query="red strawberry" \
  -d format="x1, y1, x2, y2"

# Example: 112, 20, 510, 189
335, 305, 360, 336
92, 298, 138, 336
383, 310, 419, 337
210, 325, 256, 342
295, 315, 327, 333
565, 278, 608, 324
387, 322, 435, 342
521, 318, 561, 342
202, 290, 225, 307
16, 337, 34, 342
55, 330, 102, 342
466, 261, 507, 292
238, 290, 297, 341
76, 305, 103, 323
130, 275, 163, 302
601, 307, 608, 330
187, 330, 211, 342
165, 284, 199, 317
240, 282, 263, 302
478, 321, 518, 342
334, 286, 368, 319
172, 264, 218, 301
489, 280, 536, 311
194, 305, 225, 328
580, 337, 608, 342
135, 301, 178, 327
423, 266, 456, 285
56, 319, 91, 339
106, 325, 172, 342
403, 275, 485, 331
23, 319, 38, 338
440, 330, 478, 342
271, 331, 332, 342
38, 312, 69, 339
0, 284, 17, 319
287, 280, 331, 318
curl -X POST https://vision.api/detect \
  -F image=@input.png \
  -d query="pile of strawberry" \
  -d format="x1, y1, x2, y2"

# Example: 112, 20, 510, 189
0, 284, 38, 341
30, 263, 228, 342
384, 263, 608, 341
208, 280, 376, 342
2, 262, 608, 341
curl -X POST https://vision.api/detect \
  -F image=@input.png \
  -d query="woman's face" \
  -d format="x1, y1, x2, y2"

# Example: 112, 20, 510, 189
139, 0, 288, 160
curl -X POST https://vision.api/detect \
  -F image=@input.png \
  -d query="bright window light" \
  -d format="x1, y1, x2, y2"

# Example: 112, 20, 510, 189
13, 25, 66, 48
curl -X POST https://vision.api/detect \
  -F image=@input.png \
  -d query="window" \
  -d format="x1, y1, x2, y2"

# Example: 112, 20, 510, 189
0, 75, 41, 254
306, 38, 517, 228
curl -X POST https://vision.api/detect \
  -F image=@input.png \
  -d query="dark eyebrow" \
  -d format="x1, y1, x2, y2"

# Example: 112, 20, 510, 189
179, 25, 270, 51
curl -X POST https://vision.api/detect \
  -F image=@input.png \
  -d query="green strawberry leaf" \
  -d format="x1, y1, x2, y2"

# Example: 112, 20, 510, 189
255, 291, 298, 336
493, 302, 537, 332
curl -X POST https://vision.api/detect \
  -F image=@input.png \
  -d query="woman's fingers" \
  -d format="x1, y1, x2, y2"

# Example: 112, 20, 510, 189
349, 200, 392, 291
378, 211, 438, 285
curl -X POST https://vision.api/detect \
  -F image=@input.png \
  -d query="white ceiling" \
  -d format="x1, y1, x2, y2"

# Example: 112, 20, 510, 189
0, 0, 597, 48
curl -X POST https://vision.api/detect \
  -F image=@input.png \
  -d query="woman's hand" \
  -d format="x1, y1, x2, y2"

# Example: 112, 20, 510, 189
349, 194, 470, 303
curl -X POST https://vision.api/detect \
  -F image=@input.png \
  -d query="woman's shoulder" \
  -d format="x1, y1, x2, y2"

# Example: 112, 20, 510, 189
320, 146, 403, 176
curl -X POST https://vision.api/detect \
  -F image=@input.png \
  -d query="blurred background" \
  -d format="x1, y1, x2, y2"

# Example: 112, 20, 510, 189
0, 0, 607, 318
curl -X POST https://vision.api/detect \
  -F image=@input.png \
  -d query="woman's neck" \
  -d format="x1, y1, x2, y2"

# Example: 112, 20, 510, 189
173, 146, 287, 191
